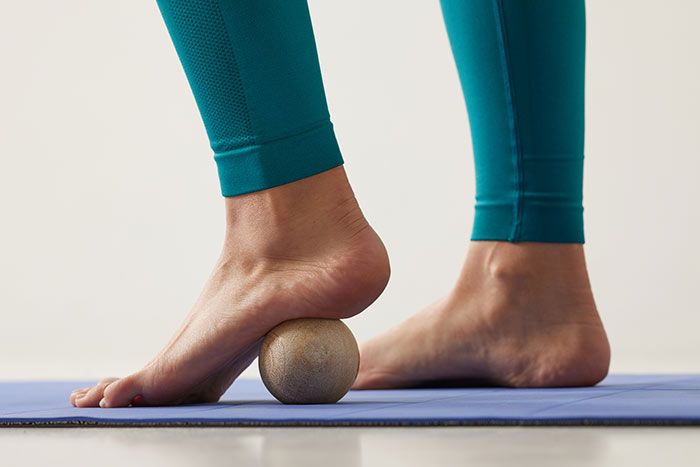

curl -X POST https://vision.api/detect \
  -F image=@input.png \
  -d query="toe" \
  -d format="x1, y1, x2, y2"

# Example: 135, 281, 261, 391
69, 388, 90, 406
101, 374, 144, 408
74, 377, 118, 407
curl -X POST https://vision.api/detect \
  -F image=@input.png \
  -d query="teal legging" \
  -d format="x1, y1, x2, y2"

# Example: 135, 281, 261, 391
156, 0, 586, 243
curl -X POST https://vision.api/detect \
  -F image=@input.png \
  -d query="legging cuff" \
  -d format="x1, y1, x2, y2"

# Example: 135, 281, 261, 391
471, 202, 584, 243
214, 122, 344, 197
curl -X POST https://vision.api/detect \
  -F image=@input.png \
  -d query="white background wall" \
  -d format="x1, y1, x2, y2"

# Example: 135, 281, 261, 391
1, 0, 698, 380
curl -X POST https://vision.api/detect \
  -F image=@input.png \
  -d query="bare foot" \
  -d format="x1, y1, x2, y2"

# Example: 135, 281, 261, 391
71, 167, 390, 407
353, 242, 610, 389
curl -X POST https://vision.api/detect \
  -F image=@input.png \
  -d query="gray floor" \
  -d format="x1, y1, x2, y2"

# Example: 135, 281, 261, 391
1, 427, 699, 466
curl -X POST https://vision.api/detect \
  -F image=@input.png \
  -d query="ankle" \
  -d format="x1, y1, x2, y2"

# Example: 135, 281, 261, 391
451, 241, 596, 305
221, 167, 368, 256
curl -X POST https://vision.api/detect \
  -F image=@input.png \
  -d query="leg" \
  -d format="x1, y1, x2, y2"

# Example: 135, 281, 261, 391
70, 0, 389, 407
354, 0, 610, 389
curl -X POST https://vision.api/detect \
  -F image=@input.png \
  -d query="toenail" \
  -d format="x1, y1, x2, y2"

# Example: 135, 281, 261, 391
99, 398, 107, 408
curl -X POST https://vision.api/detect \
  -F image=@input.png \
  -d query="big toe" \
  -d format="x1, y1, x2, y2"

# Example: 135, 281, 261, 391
100, 374, 145, 408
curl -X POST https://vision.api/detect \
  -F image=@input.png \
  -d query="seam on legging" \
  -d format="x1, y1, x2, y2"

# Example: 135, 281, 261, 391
492, 0, 524, 241
213, 120, 335, 159
213, 4, 333, 157
212, 119, 332, 154
213, 0, 257, 147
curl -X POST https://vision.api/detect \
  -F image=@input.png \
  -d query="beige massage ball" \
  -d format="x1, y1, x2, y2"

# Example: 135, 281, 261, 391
259, 318, 360, 404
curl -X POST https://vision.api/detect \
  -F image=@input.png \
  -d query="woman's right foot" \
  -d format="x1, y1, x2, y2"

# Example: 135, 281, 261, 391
354, 241, 610, 389
70, 167, 390, 408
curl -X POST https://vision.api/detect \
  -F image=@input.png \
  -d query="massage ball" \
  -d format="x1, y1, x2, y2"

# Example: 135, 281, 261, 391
259, 318, 360, 404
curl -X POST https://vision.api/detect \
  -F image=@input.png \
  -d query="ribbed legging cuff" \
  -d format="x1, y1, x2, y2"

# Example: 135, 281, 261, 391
471, 202, 584, 243
214, 122, 344, 197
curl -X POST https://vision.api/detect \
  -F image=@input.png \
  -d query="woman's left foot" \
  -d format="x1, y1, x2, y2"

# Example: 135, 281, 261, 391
353, 241, 611, 389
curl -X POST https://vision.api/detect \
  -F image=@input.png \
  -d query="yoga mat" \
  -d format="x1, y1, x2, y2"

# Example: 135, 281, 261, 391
1, 374, 699, 427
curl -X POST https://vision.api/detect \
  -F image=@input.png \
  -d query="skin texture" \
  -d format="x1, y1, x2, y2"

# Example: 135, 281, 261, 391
71, 167, 390, 407
70, 168, 610, 407
353, 242, 610, 389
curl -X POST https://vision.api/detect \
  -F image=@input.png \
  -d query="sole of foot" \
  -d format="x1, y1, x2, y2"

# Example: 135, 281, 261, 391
72, 167, 390, 407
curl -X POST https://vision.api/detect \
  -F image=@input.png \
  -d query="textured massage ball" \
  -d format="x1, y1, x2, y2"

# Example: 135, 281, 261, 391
259, 318, 360, 404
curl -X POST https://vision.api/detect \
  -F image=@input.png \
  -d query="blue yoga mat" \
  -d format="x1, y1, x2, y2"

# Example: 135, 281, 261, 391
1, 374, 698, 426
